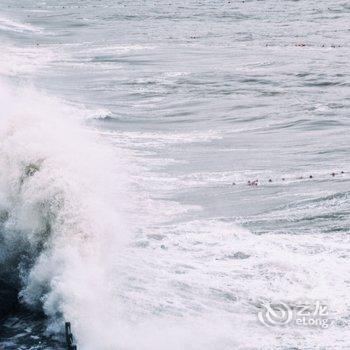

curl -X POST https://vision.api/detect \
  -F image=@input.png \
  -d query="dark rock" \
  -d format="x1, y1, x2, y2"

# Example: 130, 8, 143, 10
0, 276, 18, 319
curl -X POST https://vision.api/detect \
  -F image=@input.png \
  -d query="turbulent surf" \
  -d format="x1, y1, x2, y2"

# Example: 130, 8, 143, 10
0, 1, 349, 349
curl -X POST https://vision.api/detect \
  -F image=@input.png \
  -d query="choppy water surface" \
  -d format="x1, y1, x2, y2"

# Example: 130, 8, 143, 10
0, 1, 349, 349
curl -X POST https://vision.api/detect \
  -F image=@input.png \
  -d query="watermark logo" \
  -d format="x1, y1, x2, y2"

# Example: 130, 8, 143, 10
258, 300, 292, 327
257, 299, 332, 329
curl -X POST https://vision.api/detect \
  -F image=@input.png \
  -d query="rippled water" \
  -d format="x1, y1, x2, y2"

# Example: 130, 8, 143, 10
0, 1, 349, 349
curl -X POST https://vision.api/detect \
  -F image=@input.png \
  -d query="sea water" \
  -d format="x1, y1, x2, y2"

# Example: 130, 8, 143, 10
0, 1, 349, 349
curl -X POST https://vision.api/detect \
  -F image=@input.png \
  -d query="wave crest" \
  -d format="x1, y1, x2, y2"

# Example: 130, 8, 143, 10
0, 79, 129, 342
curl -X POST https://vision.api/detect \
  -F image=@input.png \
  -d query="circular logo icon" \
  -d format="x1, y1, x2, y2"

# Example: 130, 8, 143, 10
258, 300, 293, 327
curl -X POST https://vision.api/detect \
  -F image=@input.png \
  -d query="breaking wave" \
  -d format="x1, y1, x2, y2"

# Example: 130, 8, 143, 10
0, 78, 130, 347
0, 16, 41, 33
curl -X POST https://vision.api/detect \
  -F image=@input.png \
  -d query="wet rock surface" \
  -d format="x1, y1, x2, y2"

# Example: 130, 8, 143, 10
0, 277, 18, 320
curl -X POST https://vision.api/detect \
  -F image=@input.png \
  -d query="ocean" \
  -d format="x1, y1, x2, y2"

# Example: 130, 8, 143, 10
0, 1, 349, 349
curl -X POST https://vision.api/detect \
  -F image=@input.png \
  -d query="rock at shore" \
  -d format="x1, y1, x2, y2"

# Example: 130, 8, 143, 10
0, 276, 18, 319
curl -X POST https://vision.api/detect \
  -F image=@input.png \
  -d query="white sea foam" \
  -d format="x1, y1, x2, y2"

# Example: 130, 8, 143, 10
0, 78, 349, 349
0, 79, 132, 347
0, 16, 41, 33
0, 45, 55, 76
